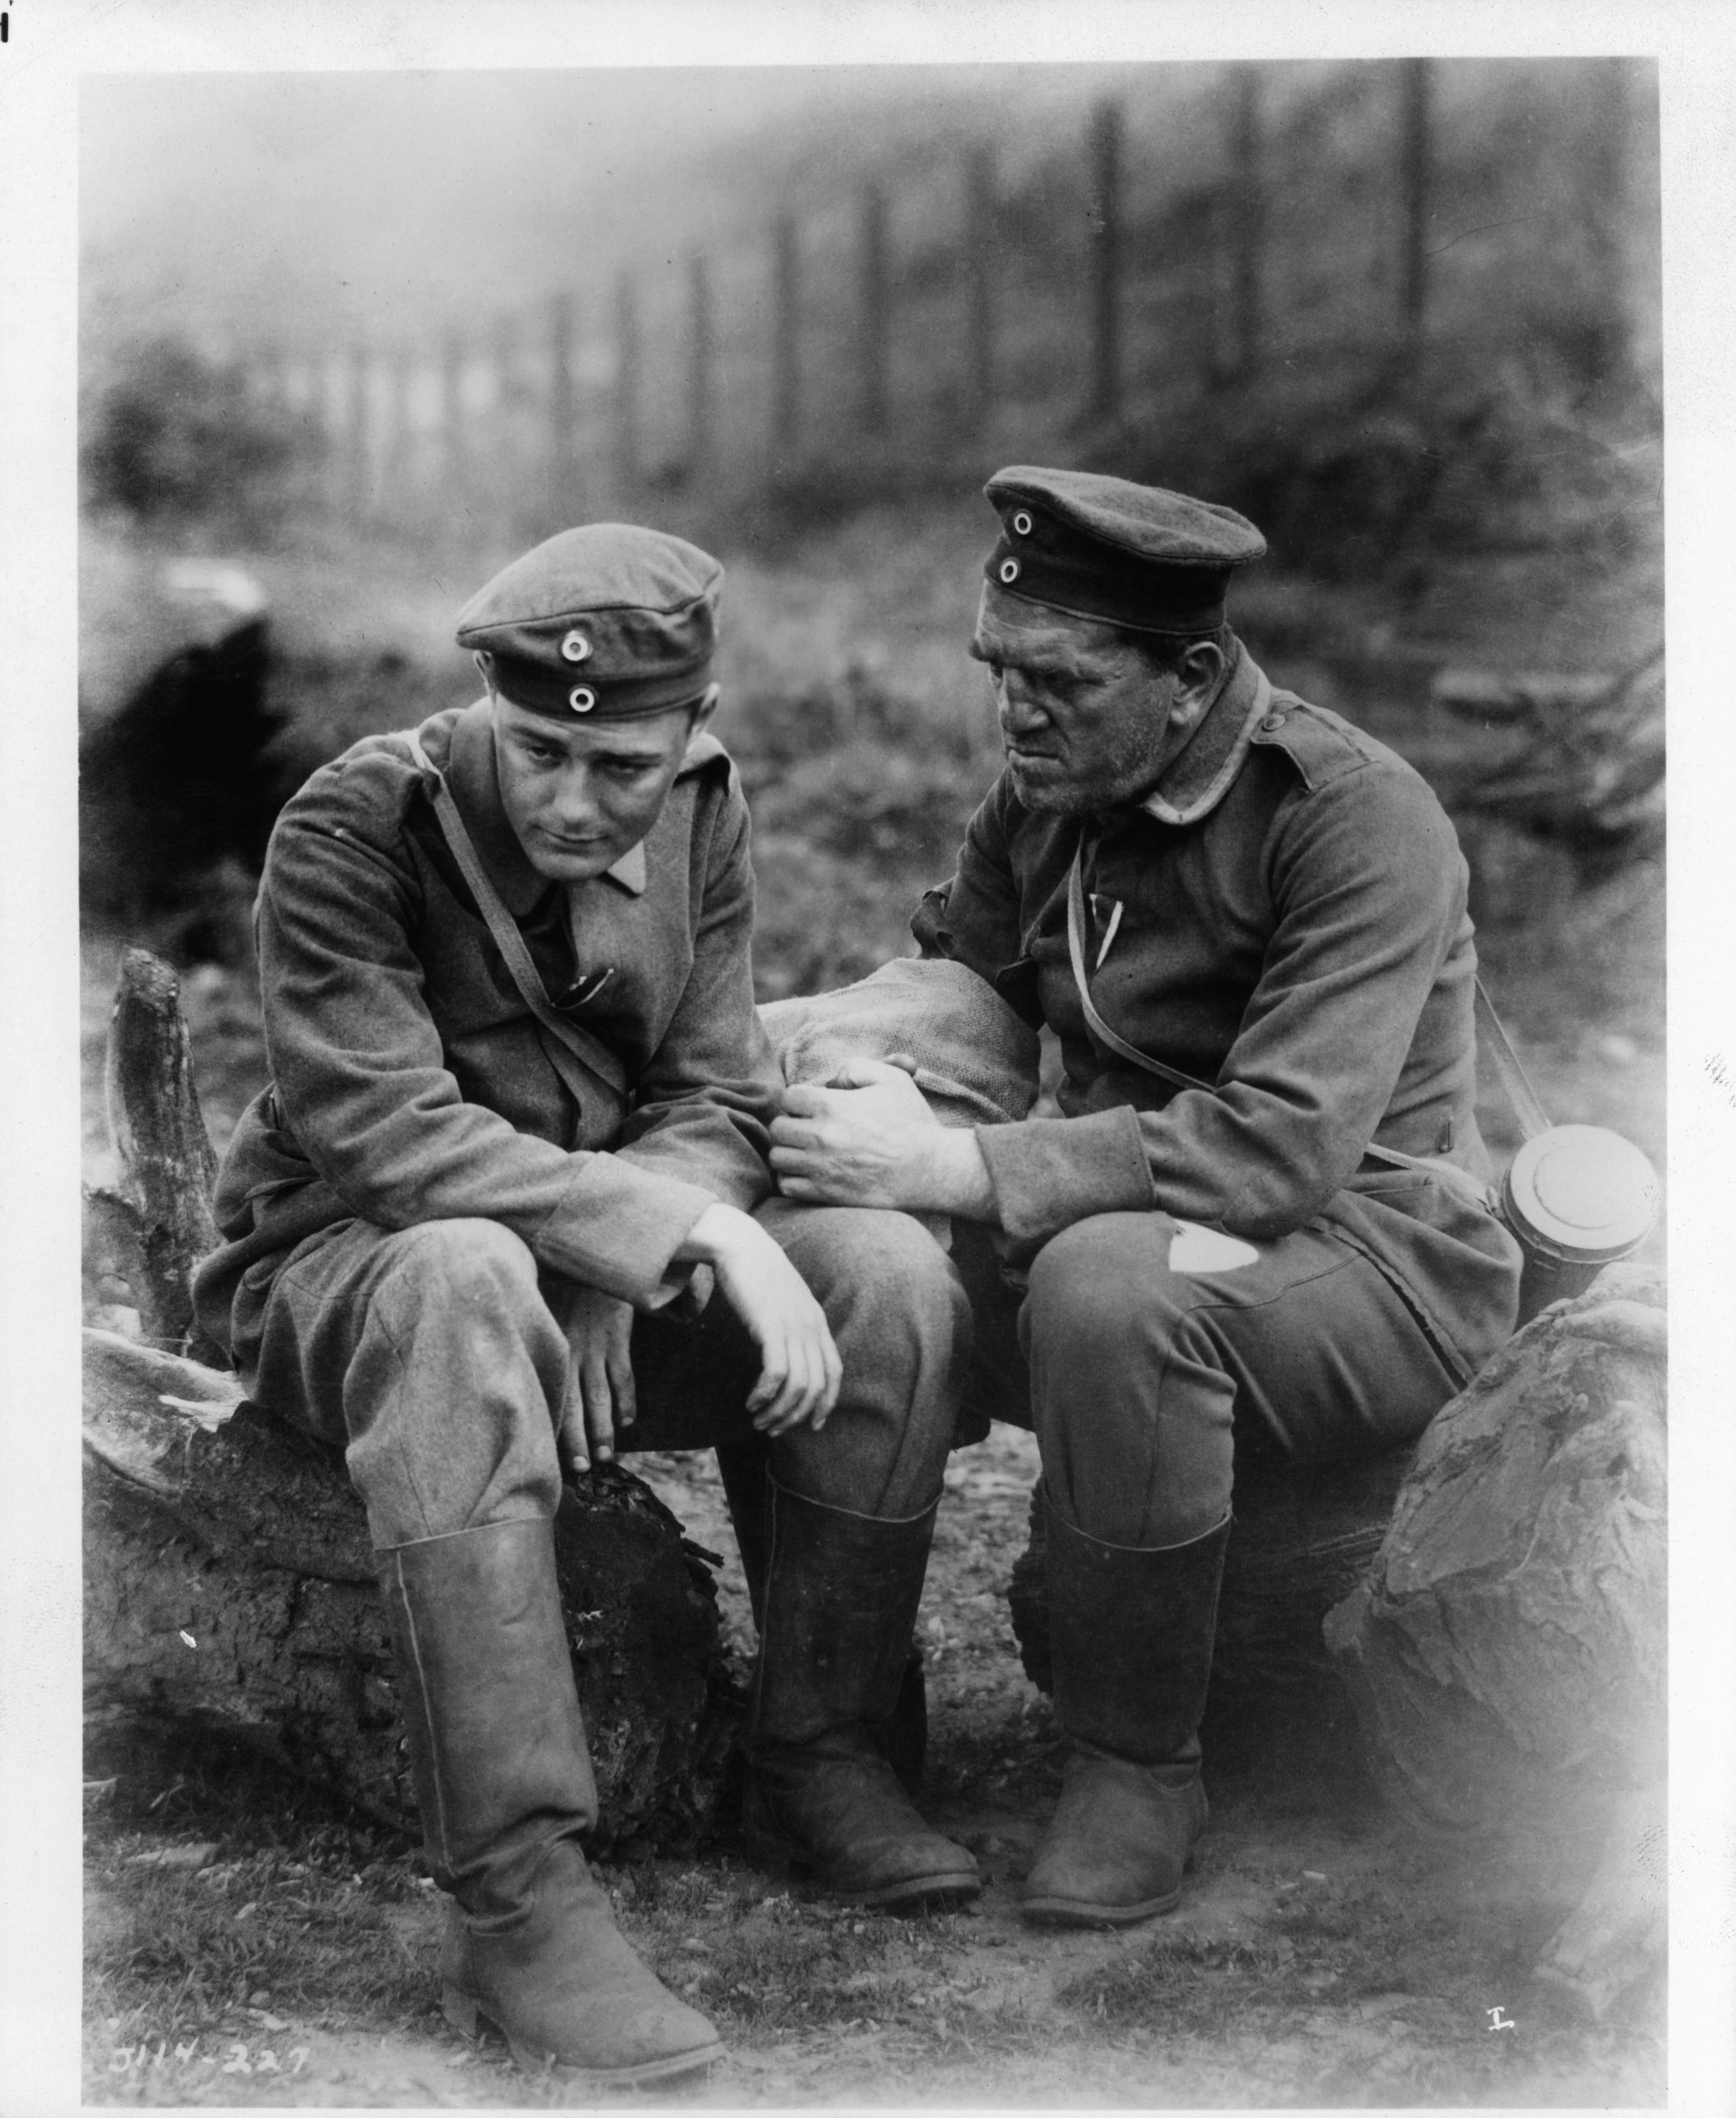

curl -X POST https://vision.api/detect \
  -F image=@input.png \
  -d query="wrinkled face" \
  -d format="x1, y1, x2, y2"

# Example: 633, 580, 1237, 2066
491, 690, 706, 881
969, 587, 1185, 817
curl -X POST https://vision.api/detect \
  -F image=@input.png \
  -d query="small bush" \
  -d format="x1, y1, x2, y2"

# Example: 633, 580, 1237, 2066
82, 335, 304, 535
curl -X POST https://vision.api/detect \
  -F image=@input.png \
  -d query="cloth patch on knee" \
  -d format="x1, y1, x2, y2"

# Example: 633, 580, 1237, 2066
1168, 1221, 1260, 1275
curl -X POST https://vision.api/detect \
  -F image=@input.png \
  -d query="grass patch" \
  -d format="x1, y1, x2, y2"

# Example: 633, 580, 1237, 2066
86, 1729, 430, 2070
1055, 1859, 1664, 2107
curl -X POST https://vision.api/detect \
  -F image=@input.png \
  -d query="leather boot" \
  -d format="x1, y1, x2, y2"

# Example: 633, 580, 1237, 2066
742, 1479, 979, 1909
716, 1440, 929, 1797
1021, 1494, 1231, 1927
377, 1518, 723, 2085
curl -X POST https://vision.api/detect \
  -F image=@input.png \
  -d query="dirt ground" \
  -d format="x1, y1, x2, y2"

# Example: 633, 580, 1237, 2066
83, 1416, 1664, 2109
80, 502, 1666, 2106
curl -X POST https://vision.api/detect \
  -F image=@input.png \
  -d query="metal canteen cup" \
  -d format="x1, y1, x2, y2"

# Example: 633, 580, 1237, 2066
1499, 1123, 1660, 1325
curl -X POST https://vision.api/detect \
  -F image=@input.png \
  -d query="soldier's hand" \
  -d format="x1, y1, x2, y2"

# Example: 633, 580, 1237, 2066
771, 1058, 995, 1218
559, 1283, 637, 1474
676, 1204, 842, 1436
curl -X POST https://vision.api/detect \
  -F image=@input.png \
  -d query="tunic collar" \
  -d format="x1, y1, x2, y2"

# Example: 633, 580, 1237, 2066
445, 697, 649, 915
1136, 641, 1270, 827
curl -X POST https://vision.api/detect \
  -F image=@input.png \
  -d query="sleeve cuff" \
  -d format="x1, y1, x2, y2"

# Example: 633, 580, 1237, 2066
612, 1131, 770, 1216
976, 1106, 1155, 1246
533, 1153, 718, 1310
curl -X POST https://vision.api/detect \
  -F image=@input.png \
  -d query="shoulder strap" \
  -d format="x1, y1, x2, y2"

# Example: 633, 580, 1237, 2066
1471, 978, 1551, 1141
400, 732, 630, 1107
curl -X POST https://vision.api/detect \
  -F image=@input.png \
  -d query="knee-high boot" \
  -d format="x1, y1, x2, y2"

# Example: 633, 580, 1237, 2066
742, 1479, 979, 1909
376, 1518, 723, 2084
716, 1441, 928, 1797
1021, 1491, 1231, 1927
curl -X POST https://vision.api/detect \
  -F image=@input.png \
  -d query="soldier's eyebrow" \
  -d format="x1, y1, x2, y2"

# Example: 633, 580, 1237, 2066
971, 630, 1095, 682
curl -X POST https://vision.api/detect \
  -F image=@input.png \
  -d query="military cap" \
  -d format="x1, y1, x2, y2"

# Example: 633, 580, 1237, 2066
983, 466, 1265, 636
456, 523, 723, 719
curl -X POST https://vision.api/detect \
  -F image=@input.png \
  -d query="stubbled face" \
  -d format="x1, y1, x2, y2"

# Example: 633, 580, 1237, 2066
970, 587, 1190, 817
492, 691, 703, 881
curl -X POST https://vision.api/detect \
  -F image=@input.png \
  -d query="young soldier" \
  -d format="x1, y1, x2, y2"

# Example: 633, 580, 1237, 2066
768, 468, 1523, 1928
193, 525, 976, 2086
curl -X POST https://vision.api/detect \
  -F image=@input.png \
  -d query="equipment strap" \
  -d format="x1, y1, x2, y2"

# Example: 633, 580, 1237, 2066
1065, 839, 1545, 1179
400, 731, 630, 1111
1471, 980, 1551, 1142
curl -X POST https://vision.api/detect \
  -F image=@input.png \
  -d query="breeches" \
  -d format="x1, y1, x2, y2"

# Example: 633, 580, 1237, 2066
241, 1200, 971, 1549
953, 1212, 1464, 1548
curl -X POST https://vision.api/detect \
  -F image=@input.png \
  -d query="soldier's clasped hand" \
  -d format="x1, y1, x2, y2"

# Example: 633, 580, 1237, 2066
771, 1059, 997, 1219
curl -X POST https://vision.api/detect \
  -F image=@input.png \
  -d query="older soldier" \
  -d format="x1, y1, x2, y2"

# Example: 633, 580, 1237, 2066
769, 468, 1523, 1928
193, 525, 976, 2087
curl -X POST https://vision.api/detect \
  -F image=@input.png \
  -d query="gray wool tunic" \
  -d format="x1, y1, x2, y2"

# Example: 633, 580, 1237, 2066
194, 698, 780, 1357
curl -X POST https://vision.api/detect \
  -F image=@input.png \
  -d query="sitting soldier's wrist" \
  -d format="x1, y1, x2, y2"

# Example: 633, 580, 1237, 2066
672, 1199, 745, 1265
924, 1129, 997, 1221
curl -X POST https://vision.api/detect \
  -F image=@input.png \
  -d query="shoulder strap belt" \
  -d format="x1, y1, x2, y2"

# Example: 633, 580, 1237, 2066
1065, 841, 1546, 1178
400, 732, 630, 1108
1471, 979, 1551, 1142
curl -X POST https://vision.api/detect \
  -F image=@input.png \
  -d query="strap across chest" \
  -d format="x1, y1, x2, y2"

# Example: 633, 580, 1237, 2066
1065, 838, 1548, 1179
399, 730, 630, 1115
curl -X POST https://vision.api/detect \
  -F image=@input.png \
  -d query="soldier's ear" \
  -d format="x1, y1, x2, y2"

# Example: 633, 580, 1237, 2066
1175, 637, 1225, 708
686, 682, 721, 738
473, 650, 497, 695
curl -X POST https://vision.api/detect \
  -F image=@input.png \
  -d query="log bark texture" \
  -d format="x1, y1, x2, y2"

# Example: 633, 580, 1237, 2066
83, 1330, 741, 1847
1322, 1263, 1666, 1832
82, 950, 742, 1848
84, 948, 224, 1360
1323, 1262, 1666, 2019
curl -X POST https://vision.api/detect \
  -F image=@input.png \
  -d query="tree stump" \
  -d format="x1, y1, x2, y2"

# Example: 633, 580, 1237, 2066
1324, 1263, 1666, 2017
1323, 1265, 1665, 1829
84, 948, 224, 1360
82, 950, 741, 1848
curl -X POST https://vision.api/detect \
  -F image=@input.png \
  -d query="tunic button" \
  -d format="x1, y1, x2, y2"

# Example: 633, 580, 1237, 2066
568, 685, 596, 713
1260, 712, 1286, 732
560, 631, 592, 663
999, 557, 1021, 584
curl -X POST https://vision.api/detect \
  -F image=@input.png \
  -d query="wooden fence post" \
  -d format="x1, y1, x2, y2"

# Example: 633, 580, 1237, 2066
687, 252, 713, 473
1087, 98, 1123, 422
347, 341, 371, 522
1399, 58, 1433, 352
1231, 65, 1264, 379
965, 143, 997, 426
613, 267, 640, 494
443, 331, 467, 490
252, 344, 285, 413
549, 291, 577, 513
771, 212, 800, 456
858, 180, 889, 435
494, 312, 519, 408
317, 356, 343, 515
383, 345, 412, 520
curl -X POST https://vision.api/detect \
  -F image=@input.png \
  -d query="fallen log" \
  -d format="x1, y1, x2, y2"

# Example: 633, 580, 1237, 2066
82, 951, 740, 1848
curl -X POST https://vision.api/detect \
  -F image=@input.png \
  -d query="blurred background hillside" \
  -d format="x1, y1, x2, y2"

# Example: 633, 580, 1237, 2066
79, 57, 1664, 1196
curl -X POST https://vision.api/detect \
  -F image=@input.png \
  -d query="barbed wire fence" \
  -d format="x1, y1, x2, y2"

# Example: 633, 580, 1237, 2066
241, 58, 1649, 554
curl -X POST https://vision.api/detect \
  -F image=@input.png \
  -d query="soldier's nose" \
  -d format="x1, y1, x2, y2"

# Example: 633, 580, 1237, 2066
550, 772, 603, 829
